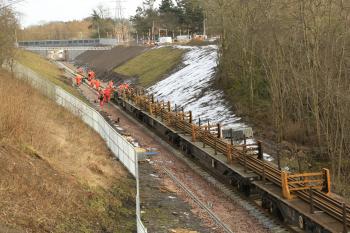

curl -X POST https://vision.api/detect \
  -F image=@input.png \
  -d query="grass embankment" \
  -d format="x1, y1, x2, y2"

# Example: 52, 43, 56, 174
114, 47, 185, 87
0, 70, 136, 233
16, 50, 84, 100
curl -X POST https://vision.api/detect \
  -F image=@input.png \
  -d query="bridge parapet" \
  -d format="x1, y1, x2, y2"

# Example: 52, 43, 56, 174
18, 38, 118, 48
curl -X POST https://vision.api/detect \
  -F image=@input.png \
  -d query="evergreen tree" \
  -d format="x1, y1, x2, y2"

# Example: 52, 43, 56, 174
159, 0, 175, 14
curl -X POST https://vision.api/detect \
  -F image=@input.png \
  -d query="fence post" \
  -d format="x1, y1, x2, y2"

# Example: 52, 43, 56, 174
309, 188, 314, 214
262, 160, 266, 183
203, 126, 206, 148
192, 125, 196, 142
226, 144, 232, 162
217, 123, 221, 138
258, 140, 263, 160
343, 203, 348, 233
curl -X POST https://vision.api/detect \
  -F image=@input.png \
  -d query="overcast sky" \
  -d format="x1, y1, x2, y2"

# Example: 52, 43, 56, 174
14, 0, 153, 28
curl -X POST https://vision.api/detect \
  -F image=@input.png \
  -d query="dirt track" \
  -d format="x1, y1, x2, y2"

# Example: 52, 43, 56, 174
74, 45, 147, 80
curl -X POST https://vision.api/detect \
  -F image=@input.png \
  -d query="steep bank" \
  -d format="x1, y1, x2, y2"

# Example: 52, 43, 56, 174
148, 45, 246, 130
115, 47, 185, 87
0, 69, 136, 232
74, 45, 147, 79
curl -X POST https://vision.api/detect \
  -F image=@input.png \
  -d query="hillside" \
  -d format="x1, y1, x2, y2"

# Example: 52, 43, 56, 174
16, 50, 86, 100
74, 46, 147, 79
115, 47, 185, 87
0, 69, 136, 232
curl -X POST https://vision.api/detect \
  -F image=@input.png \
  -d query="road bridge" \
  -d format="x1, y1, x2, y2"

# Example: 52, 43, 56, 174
18, 38, 118, 61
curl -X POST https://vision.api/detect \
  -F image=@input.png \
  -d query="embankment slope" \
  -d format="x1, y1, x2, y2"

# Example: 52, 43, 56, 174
0, 69, 136, 233
114, 47, 185, 87
75, 45, 147, 77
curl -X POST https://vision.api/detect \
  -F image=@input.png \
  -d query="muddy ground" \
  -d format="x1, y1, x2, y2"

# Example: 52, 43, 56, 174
74, 45, 147, 81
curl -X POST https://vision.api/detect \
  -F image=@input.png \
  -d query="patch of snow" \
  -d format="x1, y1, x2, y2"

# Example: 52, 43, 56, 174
148, 45, 245, 130
148, 45, 275, 162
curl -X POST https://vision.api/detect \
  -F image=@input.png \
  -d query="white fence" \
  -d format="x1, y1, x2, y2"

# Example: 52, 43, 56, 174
10, 63, 147, 233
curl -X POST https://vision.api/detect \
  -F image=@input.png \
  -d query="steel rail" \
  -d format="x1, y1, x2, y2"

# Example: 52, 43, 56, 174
163, 168, 235, 233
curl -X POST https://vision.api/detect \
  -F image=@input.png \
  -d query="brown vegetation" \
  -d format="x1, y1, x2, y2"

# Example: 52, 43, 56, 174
0, 7, 18, 67
18, 20, 93, 40
204, 0, 350, 195
0, 70, 136, 232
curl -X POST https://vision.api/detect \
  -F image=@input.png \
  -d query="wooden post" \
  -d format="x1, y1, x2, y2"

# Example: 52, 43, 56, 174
199, 117, 201, 127
189, 111, 192, 124
243, 142, 247, 172
230, 128, 234, 145
258, 141, 263, 160
203, 126, 206, 148
167, 101, 171, 112
217, 123, 221, 138
309, 188, 314, 214
207, 120, 210, 135
343, 203, 348, 233
281, 171, 291, 200
149, 103, 153, 115
226, 144, 232, 162
262, 160, 266, 183
175, 105, 178, 128
323, 168, 331, 194
192, 125, 196, 142
151, 94, 154, 103
214, 139, 217, 155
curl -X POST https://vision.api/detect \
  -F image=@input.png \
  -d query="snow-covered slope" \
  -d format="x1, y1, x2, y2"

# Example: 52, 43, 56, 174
148, 45, 246, 130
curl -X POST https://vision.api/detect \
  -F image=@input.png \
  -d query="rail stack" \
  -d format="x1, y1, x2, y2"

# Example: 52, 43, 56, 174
116, 87, 350, 233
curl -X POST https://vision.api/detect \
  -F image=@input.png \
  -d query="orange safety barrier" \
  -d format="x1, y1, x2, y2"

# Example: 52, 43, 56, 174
281, 168, 331, 200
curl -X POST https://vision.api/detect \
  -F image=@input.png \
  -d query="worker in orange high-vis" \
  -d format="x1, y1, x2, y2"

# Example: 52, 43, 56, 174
75, 74, 82, 86
103, 87, 111, 103
98, 88, 104, 107
95, 79, 100, 90
77, 67, 83, 74
108, 80, 114, 88
87, 70, 95, 81
87, 70, 92, 82
90, 70, 95, 79
89, 78, 95, 88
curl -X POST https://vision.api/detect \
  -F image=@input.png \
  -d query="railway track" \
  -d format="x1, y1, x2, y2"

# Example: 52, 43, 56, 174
163, 168, 235, 233
59, 62, 349, 232
122, 89, 350, 232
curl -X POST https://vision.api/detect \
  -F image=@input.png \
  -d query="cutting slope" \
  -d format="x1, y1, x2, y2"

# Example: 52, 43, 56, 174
148, 45, 245, 129
17, 50, 84, 100
115, 47, 185, 87
75, 45, 147, 76
0, 70, 136, 232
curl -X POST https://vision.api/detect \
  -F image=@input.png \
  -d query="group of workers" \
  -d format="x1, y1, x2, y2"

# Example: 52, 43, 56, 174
74, 67, 130, 108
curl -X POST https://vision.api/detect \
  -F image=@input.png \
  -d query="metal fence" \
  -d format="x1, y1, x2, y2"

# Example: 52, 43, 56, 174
11, 63, 147, 233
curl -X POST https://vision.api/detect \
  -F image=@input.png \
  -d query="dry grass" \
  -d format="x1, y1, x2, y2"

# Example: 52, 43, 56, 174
16, 49, 85, 101
0, 69, 136, 232
115, 47, 185, 87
